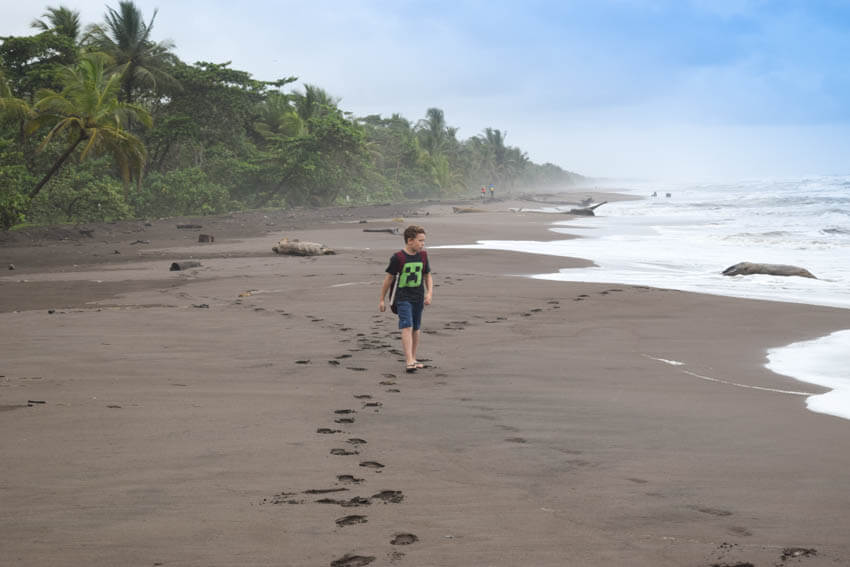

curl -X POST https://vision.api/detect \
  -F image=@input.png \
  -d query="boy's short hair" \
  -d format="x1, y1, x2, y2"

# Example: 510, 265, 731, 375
403, 225, 425, 243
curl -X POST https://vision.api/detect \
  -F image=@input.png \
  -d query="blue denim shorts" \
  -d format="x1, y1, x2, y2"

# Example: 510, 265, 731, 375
396, 300, 424, 330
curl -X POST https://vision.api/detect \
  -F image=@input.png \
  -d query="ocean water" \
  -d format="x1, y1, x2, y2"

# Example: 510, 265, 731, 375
438, 176, 850, 421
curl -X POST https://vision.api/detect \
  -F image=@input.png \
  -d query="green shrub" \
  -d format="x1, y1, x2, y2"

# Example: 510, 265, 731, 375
28, 159, 131, 224
131, 167, 234, 218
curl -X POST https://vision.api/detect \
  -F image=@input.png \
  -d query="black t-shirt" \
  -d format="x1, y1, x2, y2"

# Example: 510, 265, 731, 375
386, 250, 430, 303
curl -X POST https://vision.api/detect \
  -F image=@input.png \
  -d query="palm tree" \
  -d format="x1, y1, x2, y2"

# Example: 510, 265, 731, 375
84, 1, 179, 103
27, 53, 152, 198
472, 128, 528, 191
416, 107, 452, 157
291, 84, 340, 126
253, 92, 304, 142
31, 5, 82, 44
0, 69, 34, 126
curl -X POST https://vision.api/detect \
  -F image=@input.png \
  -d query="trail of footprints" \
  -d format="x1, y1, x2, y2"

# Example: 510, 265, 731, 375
266, 381, 416, 566
265, 314, 422, 566
272, 288, 634, 565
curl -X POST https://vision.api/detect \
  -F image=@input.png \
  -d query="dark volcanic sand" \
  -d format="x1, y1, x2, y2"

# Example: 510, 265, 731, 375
2, 193, 850, 566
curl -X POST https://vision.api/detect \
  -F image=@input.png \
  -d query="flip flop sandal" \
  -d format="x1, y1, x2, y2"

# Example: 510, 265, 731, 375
405, 363, 418, 373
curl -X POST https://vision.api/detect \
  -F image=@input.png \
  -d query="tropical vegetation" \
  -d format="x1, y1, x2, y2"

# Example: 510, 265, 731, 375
0, 2, 585, 229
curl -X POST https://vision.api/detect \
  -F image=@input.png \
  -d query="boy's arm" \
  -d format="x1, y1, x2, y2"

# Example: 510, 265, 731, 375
378, 273, 394, 312
424, 272, 433, 305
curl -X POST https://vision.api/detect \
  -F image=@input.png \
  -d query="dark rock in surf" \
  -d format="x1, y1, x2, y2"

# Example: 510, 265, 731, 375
721, 262, 816, 279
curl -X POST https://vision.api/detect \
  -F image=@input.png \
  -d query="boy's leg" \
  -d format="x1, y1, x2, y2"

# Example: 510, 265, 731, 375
410, 300, 424, 366
411, 329, 420, 362
397, 301, 417, 367
401, 327, 415, 365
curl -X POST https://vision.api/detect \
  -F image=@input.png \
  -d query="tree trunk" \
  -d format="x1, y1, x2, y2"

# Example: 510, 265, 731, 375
29, 133, 86, 199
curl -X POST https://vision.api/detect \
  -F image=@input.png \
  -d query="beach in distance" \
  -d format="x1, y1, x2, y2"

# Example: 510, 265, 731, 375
2, 190, 850, 567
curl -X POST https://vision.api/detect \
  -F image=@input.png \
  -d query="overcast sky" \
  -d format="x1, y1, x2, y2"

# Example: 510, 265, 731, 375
3, 0, 850, 181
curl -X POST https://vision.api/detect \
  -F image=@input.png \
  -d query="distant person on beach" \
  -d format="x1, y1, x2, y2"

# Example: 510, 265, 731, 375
481, 186, 486, 202
489, 184, 495, 200
379, 225, 433, 373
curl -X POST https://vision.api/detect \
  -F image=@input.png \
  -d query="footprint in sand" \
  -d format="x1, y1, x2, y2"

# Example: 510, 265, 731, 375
359, 461, 385, 469
335, 417, 355, 424
688, 505, 733, 517
328, 360, 341, 366
268, 491, 302, 505
330, 554, 375, 567
386, 388, 400, 393
390, 533, 419, 545
347, 438, 367, 445
304, 488, 348, 495
336, 474, 364, 484
504, 437, 527, 443
331, 448, 359, 456
371, 490, 403, 503
354, 394, 372, 399
334, 409, 356, 414
317, 428, 343, 434
335, 514, 368, 527
317, 496, 371, 507
363, 402, 382, 408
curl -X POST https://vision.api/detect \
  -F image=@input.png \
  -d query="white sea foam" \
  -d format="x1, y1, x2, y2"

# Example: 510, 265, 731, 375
766, 330, 850, 421
437, 176, 850, 420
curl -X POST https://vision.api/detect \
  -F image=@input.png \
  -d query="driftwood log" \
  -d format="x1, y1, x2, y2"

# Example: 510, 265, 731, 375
170, 261, 201, 271
722, 262, 816, 279
568, 201, 608, 216
272, 238, 335, 256
362, 228, 399, 234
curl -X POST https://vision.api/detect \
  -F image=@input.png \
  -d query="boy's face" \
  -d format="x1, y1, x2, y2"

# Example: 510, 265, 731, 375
407, 233, 426, 252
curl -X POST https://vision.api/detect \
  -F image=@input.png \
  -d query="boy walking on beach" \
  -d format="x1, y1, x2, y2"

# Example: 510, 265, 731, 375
379, 225, 433, 373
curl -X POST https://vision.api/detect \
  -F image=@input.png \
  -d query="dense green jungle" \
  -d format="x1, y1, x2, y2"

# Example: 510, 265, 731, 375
0, 2, 585, 230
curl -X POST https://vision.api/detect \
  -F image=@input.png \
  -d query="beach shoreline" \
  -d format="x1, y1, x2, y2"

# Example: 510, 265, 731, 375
2, 192, 850, 566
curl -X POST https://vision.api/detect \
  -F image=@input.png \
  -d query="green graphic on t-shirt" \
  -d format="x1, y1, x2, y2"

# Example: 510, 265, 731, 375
399, 261, 423, 288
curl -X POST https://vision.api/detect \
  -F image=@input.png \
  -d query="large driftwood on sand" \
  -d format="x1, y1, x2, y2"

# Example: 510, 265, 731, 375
568, 201, 608, 216
452, 206, 486, 214
722, 262, 816, 279
272, 238, 335, 256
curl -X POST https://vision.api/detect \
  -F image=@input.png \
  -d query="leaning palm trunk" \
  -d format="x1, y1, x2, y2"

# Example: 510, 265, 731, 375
29, 132, 86, 199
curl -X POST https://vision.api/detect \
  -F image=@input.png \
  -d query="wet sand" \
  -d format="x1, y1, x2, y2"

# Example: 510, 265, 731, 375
2, 195, 849, 566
